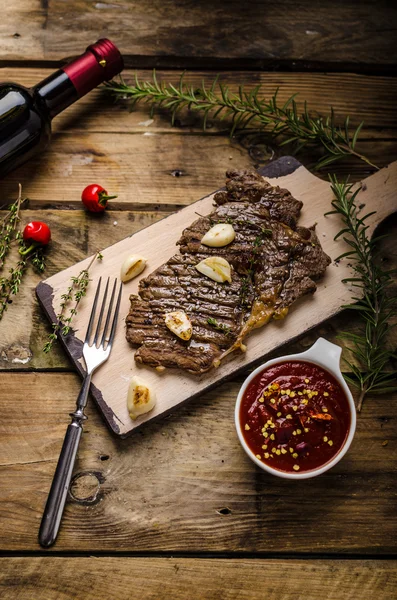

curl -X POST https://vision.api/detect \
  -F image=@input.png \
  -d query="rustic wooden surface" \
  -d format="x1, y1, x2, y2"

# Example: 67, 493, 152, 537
0, 373, 396, 553
1, 69, 397, 206
1, 1, 396, 71
1, 558, 396, 600
0, 1, 396, 598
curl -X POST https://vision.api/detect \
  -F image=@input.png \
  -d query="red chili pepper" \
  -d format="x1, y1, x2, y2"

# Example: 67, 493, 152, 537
20, 221, 51, 255
81, 184, 117, 213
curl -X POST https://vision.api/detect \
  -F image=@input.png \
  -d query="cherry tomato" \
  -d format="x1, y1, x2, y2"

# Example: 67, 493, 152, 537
81, 184, 117, 212
23, 221, 51, 246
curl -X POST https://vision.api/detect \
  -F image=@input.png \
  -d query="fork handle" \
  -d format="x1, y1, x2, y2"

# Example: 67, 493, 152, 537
38, 420, 83, 547
38, 373, 92, 548
75, 370, 93, 413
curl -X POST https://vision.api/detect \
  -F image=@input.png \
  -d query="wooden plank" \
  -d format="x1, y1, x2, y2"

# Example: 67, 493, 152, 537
1, 69, 396, 207
1, 69, 397, 134
0, 558, 396, 600
1, 131, 396, 209
0, 1, 396, 67
1, 131, 255, 208
0, 372, 395, 552
2, 206, 395, 373
0, 1, 45, 62
35, 159, 397, 436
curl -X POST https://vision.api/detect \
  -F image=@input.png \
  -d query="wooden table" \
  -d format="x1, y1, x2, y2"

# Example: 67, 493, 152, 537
1, 2, 396, 598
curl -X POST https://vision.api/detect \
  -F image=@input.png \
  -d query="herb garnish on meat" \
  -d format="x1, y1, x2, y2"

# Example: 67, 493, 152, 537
207, 317, 232, 335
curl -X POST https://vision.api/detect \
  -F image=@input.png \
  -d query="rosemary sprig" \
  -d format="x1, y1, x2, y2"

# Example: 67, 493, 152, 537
327, 177, 397, 411
105, 73, 378, 171
207, 317, 232, 335
43, 252, 102, 353
0, 184, 28, 268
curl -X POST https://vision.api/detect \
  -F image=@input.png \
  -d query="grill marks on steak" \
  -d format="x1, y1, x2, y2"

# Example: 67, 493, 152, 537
125, 170, 331, 373
126, 254, 245, 372
213, 169, 303, 229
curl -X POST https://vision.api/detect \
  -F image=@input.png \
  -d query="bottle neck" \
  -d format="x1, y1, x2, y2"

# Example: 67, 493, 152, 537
34, 70, 79, 119
33, 39, 124, 119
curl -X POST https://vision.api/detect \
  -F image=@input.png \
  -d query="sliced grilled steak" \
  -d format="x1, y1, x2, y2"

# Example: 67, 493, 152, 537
126, 253, 244, 373
126, 170, 331, 373
213, 169, 303, 229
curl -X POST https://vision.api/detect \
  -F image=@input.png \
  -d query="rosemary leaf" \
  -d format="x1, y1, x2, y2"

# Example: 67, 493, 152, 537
104, 73, 378, 171
329, 176, 397, 411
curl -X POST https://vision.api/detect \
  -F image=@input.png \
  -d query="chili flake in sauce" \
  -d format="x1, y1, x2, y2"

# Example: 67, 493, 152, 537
240, 361, 351, 473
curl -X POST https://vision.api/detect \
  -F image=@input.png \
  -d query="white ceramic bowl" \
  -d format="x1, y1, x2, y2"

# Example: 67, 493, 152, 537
235, 338, 356, 480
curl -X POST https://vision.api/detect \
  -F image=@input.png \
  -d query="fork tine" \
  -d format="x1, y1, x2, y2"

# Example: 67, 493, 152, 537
100, 279, 117, 347
85, 277, 102, 343
107, 282, 122, 349
93, 277, 110, 347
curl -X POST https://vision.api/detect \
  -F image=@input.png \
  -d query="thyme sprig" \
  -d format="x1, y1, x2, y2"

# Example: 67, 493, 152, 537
105, 73, 378, 171
207, 317, 232, 335
0, 187, 46, 321
0, 184, 28, 268
43, 252, 103, 353
0, 254, 28, 319
240, 230, 271, 307
0, 239, 46, 321
327, 177, 397, 411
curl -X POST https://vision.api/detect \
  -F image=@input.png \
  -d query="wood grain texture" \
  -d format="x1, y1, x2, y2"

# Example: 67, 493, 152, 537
0, 0, 395, 587
0, 68, 396, 207
0, 558, 396, 600
0, 1, 396, 68
36, 159, 397, 436
0, 67, 395, 207
1, 69, 397, 133
0, 372, 395, 552
2, 133, 396, 209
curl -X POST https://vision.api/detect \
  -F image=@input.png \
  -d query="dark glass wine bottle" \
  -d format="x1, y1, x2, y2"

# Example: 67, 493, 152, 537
0, 39, 123, 178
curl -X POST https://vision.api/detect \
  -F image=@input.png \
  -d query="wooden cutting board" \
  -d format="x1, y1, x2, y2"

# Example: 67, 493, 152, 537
36, 157, 397, 437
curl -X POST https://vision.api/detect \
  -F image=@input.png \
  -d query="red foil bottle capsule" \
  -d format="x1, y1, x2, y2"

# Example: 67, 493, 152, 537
63, 39, 124, 98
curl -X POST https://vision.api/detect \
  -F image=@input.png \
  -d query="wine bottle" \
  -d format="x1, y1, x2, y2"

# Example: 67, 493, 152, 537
0, 39, 124, 178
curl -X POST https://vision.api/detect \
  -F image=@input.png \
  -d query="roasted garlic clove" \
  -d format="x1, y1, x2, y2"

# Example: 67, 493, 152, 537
201, 223, 235, 247
195, 256, 232, 283
120, 254, 147, 282
164, 310, 192, 340
127, 376, 156, 420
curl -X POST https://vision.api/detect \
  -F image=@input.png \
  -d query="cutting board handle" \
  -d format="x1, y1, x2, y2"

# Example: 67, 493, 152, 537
360, 161, 397, 235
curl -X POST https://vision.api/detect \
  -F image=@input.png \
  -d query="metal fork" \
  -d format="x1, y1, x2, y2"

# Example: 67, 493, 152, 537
39, 277, 122, 548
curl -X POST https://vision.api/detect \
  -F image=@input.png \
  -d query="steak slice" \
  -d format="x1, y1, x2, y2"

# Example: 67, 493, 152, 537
126, 254, 245, 373
126, 170, 331, 373
213, 169, 303, 229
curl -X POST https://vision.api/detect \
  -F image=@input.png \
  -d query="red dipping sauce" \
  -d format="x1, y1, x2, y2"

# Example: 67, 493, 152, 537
239, 361, 351, 473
